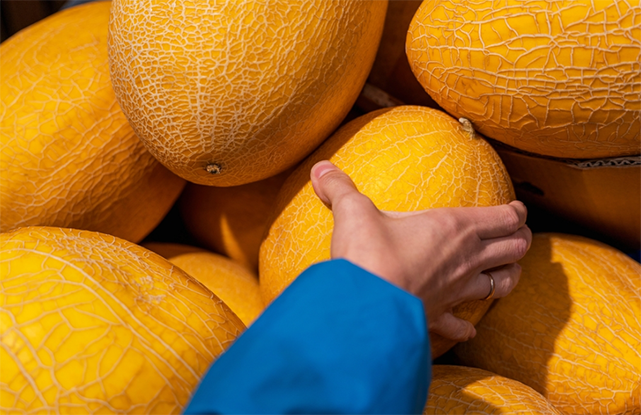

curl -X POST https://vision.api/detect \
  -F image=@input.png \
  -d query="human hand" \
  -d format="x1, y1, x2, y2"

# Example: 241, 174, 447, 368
310, 160, 532, 342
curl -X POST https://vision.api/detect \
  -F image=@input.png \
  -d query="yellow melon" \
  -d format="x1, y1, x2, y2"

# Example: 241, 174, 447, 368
142, 242, 264, 326
406, 0, 641, 159
179, 169, 291, 272
453, 233, 641, 414
424, 365, 563, 414
0, 227, 244, 414
108, 0, 388, 186
259, 106, 515, 358
0, 2, 185, 242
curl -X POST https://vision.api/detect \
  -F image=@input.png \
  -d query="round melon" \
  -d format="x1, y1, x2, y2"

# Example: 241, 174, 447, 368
108, 0, 388, 186
453, 233, 641, 414
406, 0, 641, 159
425, 365, 563, 414
143, 243, 264, 326
180, 169, 291, 272
0, 2, 185, 242
0, 227, 244, 414
259, 106, 515, 358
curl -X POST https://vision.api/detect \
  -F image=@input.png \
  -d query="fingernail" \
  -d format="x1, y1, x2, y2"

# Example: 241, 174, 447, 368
312, 160, 337, 179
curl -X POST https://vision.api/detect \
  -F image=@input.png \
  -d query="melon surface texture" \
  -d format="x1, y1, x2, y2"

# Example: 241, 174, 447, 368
143, 243, 264, 326
407, 0, 641, 158
259, 106, 515, 358
0, 2, 185, 242
454, 233, 641, 415
0, 227, 244, 414
424, 365, 563, 414
108, 0, 388, 186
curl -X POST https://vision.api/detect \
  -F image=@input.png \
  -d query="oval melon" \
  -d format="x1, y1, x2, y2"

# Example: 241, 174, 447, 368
108, 0, 388, 186
406, 0, 641, 159
259, 106, 515, 358
453, 233, 641, 414
0, 2, 185, 242
425, 365, 563, 414
0, 227, 244, 414
180, 169, 291, 272
143, 242, 264, 326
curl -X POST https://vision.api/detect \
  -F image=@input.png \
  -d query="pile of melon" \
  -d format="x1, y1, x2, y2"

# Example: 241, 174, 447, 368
1, 0, 639, 413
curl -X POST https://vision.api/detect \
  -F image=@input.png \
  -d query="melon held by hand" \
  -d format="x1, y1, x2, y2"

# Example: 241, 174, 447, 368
259, 105, 515, 358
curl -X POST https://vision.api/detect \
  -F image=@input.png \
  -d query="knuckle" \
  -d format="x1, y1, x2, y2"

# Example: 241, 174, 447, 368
513, 237, 529, 259
502, 205, 522, 232
336, 191, 372, 214
521, 225, 533, 248
438, 210, 464, 235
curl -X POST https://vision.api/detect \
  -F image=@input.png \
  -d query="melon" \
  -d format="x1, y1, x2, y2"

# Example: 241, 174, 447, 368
453, 233, 641, 414
180, 169, 291, 272
259, 106, 515, 358
424, 365, 563, 414
406, 0, 641, 159
0, 2, 185, 242
143, 242, 264, 326
0, 227, 244, 414
108, 0, 388, 186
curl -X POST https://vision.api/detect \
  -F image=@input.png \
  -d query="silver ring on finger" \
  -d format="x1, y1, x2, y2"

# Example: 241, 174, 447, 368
481, 272, 496, 301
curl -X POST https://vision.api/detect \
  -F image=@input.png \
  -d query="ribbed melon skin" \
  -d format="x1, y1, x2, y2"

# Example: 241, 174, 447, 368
0, 2, 185, 243
0, 227, 244, 414
407, 0, 641, 159
454, 233, 641, 415
108, 0, 388, 186
425, 365, 563, 414
259, 106, 515, 358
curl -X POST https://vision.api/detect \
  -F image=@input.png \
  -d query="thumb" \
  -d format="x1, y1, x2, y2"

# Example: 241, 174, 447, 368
310, 160, 360, 208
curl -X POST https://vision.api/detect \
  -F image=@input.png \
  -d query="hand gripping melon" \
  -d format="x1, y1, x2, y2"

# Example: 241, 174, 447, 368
453, 233, 641, 415
0, 227, 244, 414
259, 106, 515, 358
108, 0, 388, 186
0, 2, 185, 242
406, 0, 641, 159
424, 365, 563, 414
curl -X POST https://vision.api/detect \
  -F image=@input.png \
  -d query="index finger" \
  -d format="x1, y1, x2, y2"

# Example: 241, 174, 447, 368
470, 200, 528, 239
382, 200, 528, 240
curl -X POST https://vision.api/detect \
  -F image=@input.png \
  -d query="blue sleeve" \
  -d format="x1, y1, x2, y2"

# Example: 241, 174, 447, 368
184, 259, 431, 414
